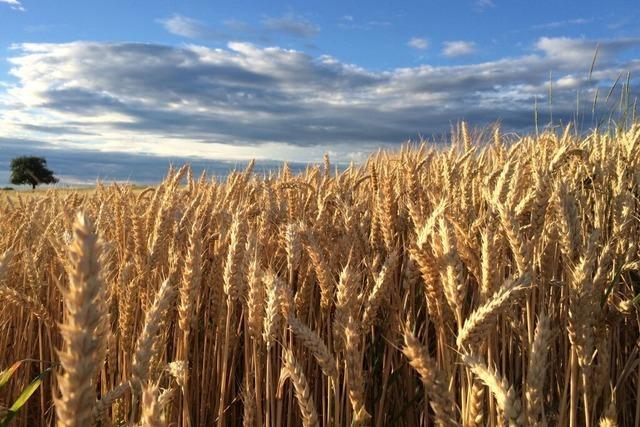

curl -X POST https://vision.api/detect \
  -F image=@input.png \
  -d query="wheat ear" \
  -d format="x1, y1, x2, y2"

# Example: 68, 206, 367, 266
55, 212, 109, 427
457, 274, 530, 350
402, 328, 458, 427
526, 314, 551, 426
462, 354, 524, 427
132, 278, 177, 390
277, 349, 320, 427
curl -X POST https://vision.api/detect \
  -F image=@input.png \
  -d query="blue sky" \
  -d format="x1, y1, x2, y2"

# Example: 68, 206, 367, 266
0, 0, 639, 183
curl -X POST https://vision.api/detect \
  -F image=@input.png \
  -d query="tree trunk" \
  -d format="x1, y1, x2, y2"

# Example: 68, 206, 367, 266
32, 183, 36, 190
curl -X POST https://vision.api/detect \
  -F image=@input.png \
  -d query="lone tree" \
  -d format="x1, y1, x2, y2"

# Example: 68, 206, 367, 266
10, 156, 58, 189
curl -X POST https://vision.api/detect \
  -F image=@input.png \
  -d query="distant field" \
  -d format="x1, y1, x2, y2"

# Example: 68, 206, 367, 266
1, 188, 88, 205
1, 187, 96, 195
1, 124, 639, 426
1, 185, 147, 202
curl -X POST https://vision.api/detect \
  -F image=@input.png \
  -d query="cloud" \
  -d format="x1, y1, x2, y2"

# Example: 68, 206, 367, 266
475, 0, 495, 10
224, 19, 251, 32
408, 37, 429, 50
443, 41, 477, 57
0, 37, 638, 173
367, 21, 391, 28
339, 16, 392, 30
262, 13, 319, 38
159, 14, 225, 39
532, 18, 593, 29
0, 0, 24, 11
534, 36, 639, 67
160, 13, 319, 40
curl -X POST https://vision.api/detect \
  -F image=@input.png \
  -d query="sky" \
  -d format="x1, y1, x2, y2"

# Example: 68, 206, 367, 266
0, 0, 639, 184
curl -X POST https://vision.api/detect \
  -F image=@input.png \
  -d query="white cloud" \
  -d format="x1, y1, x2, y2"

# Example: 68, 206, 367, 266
443, 41, 477, 57
533, 18, 592, 29
533, 36, 638, 67
159, 14, 224, 39
408, 37, 428, 50
339, 16, 391, 30
475, 0, 495, 10
535, 37, 595, 64
0, 37, 638, 168
0, 0, 24, 11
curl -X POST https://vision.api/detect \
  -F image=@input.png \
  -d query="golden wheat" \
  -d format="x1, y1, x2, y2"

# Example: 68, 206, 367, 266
0, 123, 639, 426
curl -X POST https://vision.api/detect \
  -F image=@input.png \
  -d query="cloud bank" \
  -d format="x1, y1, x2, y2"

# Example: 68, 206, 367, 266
0, 36, 638, 183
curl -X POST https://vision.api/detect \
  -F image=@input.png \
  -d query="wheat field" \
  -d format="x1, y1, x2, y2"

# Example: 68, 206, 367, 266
0, 123, 639, 426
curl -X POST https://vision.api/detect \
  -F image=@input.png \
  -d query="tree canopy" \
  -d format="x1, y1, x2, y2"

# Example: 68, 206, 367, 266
10, 156, 59, 189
